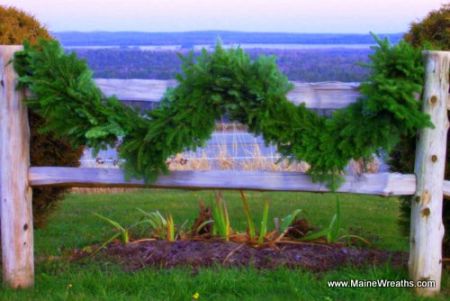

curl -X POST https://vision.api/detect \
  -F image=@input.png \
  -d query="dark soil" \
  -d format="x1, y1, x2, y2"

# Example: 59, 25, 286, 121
102, 240, 407, 272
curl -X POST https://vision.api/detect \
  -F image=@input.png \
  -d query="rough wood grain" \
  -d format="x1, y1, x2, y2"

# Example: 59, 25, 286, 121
29, 167, 416, 196
0, 46, 34, 288
95, 79, 361, 109
409, 51, 450, 296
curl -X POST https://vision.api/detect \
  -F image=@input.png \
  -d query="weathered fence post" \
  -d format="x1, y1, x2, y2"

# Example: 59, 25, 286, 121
409, 51, 450, 296
0, 46, 34, 288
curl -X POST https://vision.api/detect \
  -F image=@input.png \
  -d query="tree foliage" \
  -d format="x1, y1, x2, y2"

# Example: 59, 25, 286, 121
0, 6, 50, 44
14, 37, 429, 190
405, 4, 450, 49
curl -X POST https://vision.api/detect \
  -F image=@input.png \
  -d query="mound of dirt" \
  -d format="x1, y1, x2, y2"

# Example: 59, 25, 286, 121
102, 240, 407, 272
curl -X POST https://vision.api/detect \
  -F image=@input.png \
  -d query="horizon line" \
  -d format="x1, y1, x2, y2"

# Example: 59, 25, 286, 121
52, 30, 405, 35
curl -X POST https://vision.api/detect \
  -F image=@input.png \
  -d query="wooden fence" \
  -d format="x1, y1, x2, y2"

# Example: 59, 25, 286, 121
1, 45, 449, 296
94, 78, 361, 110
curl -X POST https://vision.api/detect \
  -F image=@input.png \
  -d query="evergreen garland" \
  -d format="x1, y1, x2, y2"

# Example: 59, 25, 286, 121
14, 37, 430, 189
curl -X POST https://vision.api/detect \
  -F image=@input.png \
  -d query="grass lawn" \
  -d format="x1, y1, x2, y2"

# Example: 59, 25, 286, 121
0, 189, 448, 300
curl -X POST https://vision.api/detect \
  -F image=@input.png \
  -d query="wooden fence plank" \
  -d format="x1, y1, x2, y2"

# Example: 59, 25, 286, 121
96, 79, 450, 110
29, 167, 416, 196
409, 51, 450, 296
0, 46, 34, 288
95, 79, 361, 109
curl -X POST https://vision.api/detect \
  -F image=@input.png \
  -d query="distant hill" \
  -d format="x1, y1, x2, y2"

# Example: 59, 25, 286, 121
53, 31, 403, 46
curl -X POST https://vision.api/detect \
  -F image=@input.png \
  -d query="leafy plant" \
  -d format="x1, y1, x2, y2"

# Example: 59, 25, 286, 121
240, 191, 304, 245
301, 198, 368, 245
276, 209, 303, 241
280, 209, 303, 234
194, 219, 214, 235
301, 198, 341, 243
257, 200, 270, 245
211, 192, 231, 241
137, 208, 178, 241
94, 213, 131, 247
240, 191, 256, 241
137, 209, 167, 236
166, 214, 175, 241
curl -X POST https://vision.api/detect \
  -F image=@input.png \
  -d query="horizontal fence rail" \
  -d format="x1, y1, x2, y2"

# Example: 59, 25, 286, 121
95, 79, 361, 109
28, 167, 450, 198
29, 167, 418, 196
95, 79, 450, 110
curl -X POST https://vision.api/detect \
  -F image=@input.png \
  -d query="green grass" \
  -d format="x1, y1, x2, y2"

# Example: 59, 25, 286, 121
1, 189, 448, 300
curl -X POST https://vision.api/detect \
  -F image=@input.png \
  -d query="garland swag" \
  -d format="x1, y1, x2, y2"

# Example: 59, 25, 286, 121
13, 38, 430, 189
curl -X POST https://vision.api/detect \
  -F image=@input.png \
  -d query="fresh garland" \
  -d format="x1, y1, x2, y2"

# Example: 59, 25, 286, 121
13, 37, 430, 189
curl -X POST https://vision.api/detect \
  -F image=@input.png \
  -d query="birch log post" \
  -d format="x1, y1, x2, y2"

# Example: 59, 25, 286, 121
0, 46, 34, 288
409, 51, 450, 296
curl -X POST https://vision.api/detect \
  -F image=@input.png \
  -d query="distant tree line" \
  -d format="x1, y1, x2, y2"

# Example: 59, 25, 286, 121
54, 31, 402, 46
74, 48, 371, 82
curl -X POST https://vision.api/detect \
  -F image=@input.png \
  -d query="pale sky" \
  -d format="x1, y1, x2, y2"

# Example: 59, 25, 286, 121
0, 0, 447, 33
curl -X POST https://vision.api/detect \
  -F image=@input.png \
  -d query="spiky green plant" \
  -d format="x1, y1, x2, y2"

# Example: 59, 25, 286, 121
211, 192, 231, 241
301, 198, 341, 243
94, 213, 130, 246
278, 209, 303, 237
241, 192, 303, 244
301, 198, 368, 245
257, 200, 270, 245
137, 208, 167, 237
166, 214, 175, 242
137, 208, 178, 241
240, 191, 256, 241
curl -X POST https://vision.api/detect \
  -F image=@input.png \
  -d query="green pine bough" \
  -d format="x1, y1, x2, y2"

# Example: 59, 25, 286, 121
13, 37, 430, 190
